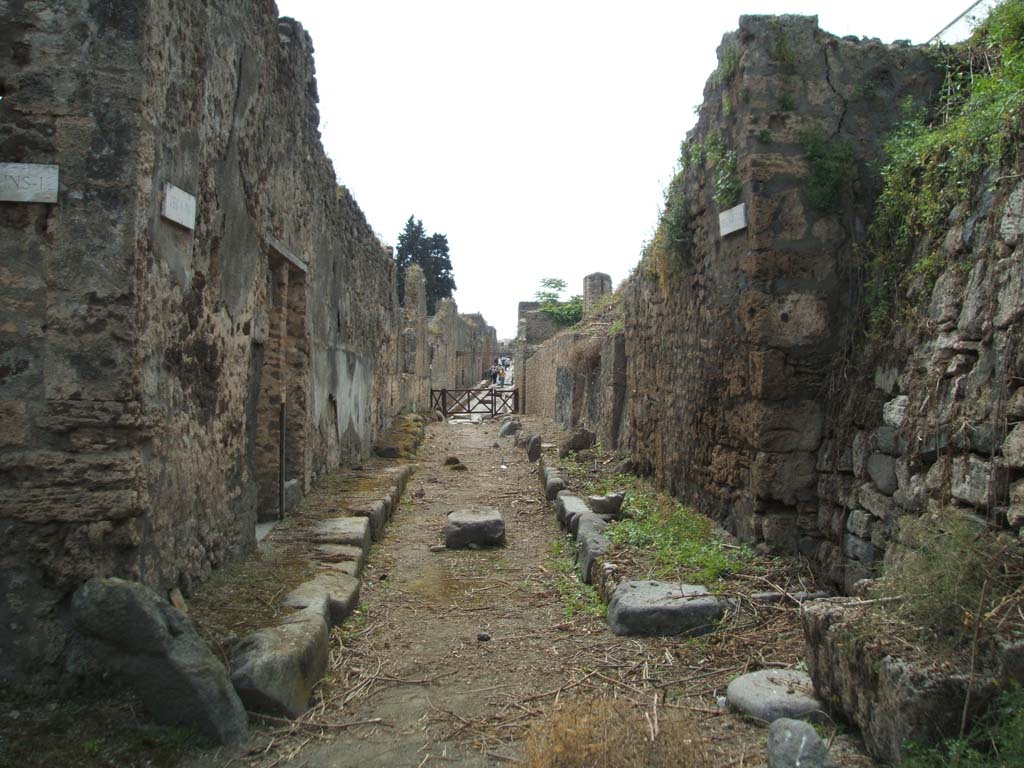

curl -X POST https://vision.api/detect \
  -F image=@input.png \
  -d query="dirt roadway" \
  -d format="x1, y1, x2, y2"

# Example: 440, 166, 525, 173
191, 416, 875, 768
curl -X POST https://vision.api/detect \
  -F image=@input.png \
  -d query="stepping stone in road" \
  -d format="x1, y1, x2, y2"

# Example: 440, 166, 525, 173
606, 581, 733, 637
445, 508, 506, 549
726, 668, 827, 725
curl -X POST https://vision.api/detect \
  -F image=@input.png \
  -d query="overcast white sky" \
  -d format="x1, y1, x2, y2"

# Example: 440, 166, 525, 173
276, 0, 992, 338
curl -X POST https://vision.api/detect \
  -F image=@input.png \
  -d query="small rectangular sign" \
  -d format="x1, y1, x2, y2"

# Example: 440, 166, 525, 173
161, 183, 197, 230
719, 202, 747, 237
0, 163, 59, 203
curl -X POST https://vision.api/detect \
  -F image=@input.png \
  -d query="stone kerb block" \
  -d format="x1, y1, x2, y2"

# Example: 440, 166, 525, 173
445, 508, 506, 548
543, 467, 567, 500
726, 669, 826, 724
555, 491, 590, 529
606, 581, 732, 637
527, 435, 542, 462
282, 571, 361, 626
576, 513, 611, 584
71, 578, 248, 745
231, 613, 329, 718
588, 492, 626, 517
312, 517, 371, 552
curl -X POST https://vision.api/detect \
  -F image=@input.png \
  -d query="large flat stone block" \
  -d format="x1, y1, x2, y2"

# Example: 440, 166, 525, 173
726, 668, 826, 724
282, 571, 360, 626
231, 613, 329, 718
445, 508, 506, 548
555, 492, 590, 528
71, 578, 248, 745
311, 517, 371, 551
607, 581, 731, 637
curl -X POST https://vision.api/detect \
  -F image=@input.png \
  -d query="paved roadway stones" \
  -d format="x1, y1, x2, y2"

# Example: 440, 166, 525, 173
445, 508, 506, 548
726, 669, 826, 724
607, 581, 732, 637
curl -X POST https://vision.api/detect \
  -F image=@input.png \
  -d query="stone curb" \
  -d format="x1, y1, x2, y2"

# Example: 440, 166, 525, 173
229, 461, 415, 718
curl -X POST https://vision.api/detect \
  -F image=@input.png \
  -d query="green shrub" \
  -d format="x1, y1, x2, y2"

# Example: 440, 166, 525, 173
865, 0, 1024, 329
799, 127, 857, 214
899, 687, 1024, 768
869, 505, 1024, 649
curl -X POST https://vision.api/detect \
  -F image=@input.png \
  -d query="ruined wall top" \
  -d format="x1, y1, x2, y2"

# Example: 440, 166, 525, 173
583, 273, 612, 319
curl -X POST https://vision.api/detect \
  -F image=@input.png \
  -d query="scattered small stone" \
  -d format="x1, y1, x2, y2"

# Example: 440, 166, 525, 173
588, 491, 626, 517
429, 544, 447, 552
168, 587, 188, 613
477, 632, 491, 642
768, 718, 837, 768
558, 427, 597, 458
450, 462, 469, 471
726, 669, 826, 724
492, 442, 500, 448
527, 435, 542, 462
378, 573, 388, 581
443, 455, 461, 466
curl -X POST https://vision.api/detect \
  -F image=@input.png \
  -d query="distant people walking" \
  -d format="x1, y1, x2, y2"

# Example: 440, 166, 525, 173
489, 365, 498, 385
498, 367, 506, 386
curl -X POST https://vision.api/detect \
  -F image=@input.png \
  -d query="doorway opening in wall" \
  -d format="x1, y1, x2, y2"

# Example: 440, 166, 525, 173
254, 243, 309, 523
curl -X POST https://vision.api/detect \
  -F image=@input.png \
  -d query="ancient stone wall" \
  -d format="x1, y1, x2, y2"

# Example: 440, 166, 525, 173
427, 300, 497, 391
514, 301, 564, 412
624, 16, 941, 558
583, 272, 612, 319
0, 0, 405, 685
814, 165, 1024, 591
524, 327, 627, 449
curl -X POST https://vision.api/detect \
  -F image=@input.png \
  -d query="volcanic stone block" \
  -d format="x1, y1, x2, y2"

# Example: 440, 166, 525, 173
71, 578, 248, 745
545, 472, 567, 501
445, 508, 506, 548
498, 419, 522, 437
576, 514, 611, 584
527, 435, 542, 462
312, 544, 366, 575
768, 719, 837, 768
311, 517, 371, 552
282, 571, 360, 626
588, 492, 625, 517
606, 581, 731, 637
350, 500, 388, 541
726, 668, 826, 724
555, 492, 590, 528
231, 613, 329, 718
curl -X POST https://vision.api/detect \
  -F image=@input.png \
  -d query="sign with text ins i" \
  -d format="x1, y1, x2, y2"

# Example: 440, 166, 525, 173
161, 183, 197, 230
0, 163, 59, 203
718, 202, 747, 237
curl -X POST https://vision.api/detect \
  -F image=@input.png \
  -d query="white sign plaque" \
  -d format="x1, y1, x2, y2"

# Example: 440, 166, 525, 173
161, 183, 197, 230
0, 163, 59, 203
719, 202, 747, 237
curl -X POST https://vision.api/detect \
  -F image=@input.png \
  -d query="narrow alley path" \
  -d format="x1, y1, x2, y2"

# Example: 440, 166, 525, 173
293, 418, 574, 766
201, 416, 876, 768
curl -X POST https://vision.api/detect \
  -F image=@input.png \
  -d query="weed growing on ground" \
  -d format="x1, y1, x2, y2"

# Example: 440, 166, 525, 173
546, 537, 605, 619
898, 686, 1024, 767
606, 486, 752, 584
556, 459, 752, 585
867, 505, 1024, 651
520, 698, 714, 768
